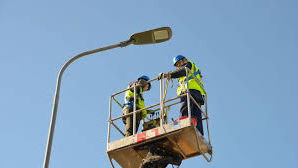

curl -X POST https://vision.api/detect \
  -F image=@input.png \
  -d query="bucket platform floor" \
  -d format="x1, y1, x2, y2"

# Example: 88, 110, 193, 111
107, 118, 212, 168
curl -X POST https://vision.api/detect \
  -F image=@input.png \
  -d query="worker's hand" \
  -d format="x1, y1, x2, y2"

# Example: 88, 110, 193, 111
157, 72, 171, 80
157, 73, 164, 80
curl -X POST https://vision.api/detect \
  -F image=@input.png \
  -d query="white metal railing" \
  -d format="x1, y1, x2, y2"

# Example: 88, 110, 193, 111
107, 67, 212, 162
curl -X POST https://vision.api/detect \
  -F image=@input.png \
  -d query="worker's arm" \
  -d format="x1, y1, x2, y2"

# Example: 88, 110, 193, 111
169, 62, 192, 78
128, 81, 142, 93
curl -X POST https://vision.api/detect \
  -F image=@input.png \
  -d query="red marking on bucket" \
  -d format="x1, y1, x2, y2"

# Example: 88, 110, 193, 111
153, 128, 159, 136
175, 116, 197, 126
137, 132, 147, 142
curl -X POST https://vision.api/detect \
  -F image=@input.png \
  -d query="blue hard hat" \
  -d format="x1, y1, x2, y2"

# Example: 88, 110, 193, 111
138, 75, 150, 81
173, 55, 185, 66
138, 75, 151, 90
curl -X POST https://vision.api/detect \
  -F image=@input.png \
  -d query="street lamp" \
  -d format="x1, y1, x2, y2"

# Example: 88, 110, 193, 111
43, 27, 172, 168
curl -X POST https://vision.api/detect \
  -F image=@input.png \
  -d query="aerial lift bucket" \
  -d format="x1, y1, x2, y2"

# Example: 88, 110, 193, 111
107, 117, 212, 168
106, 70, 212, 168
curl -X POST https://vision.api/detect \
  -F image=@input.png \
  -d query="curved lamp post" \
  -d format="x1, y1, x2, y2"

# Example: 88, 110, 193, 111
43, 27, 172, 168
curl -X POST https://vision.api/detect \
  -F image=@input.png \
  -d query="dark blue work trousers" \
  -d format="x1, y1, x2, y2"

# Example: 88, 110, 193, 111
180, 89, 204, 135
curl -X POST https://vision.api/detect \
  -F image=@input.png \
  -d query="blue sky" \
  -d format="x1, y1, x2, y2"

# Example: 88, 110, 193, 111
1, 0, 298, 168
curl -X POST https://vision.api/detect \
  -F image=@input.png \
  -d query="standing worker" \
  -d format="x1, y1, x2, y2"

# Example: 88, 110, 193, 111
122, 75, 153, 137
158, 55, 206, 135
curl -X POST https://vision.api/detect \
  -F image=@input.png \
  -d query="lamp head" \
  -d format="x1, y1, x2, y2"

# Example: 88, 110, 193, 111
130, 27, 172, 45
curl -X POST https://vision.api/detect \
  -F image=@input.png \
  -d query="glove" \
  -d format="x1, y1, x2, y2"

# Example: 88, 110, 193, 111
157, 73, 164, 80
157, 73, 171, 80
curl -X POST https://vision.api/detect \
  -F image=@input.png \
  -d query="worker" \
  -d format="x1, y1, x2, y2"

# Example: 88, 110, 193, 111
140, 55, 205, 168
122, 75, 153, 137
158, 55, 206, 135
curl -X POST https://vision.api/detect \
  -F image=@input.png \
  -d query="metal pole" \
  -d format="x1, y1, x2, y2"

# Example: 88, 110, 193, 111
107, 96, 113, 144
112, 96, 123, 108
185, 67, 192, 125
159, 77, 164, 127
205, 95, 212, 145
43, 40, 132, 168
110, 122, 125, 137
133, 86, 137, 135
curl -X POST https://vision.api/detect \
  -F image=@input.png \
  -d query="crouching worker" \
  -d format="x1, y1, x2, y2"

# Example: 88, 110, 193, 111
122, 75, 154, 137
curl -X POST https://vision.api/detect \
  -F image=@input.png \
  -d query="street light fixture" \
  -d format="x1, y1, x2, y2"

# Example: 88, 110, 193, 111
131, 27, 172, 45
43, 27, 172, 168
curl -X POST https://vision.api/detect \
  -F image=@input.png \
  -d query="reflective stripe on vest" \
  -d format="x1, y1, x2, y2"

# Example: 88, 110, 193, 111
183, 69, 201, 82
124, 87, 147, 119
177, 61, 206, 96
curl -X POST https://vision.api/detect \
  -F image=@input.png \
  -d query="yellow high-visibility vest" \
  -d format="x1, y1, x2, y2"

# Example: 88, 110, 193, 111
125, 88, 147, 119
176, 61, 206, 96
